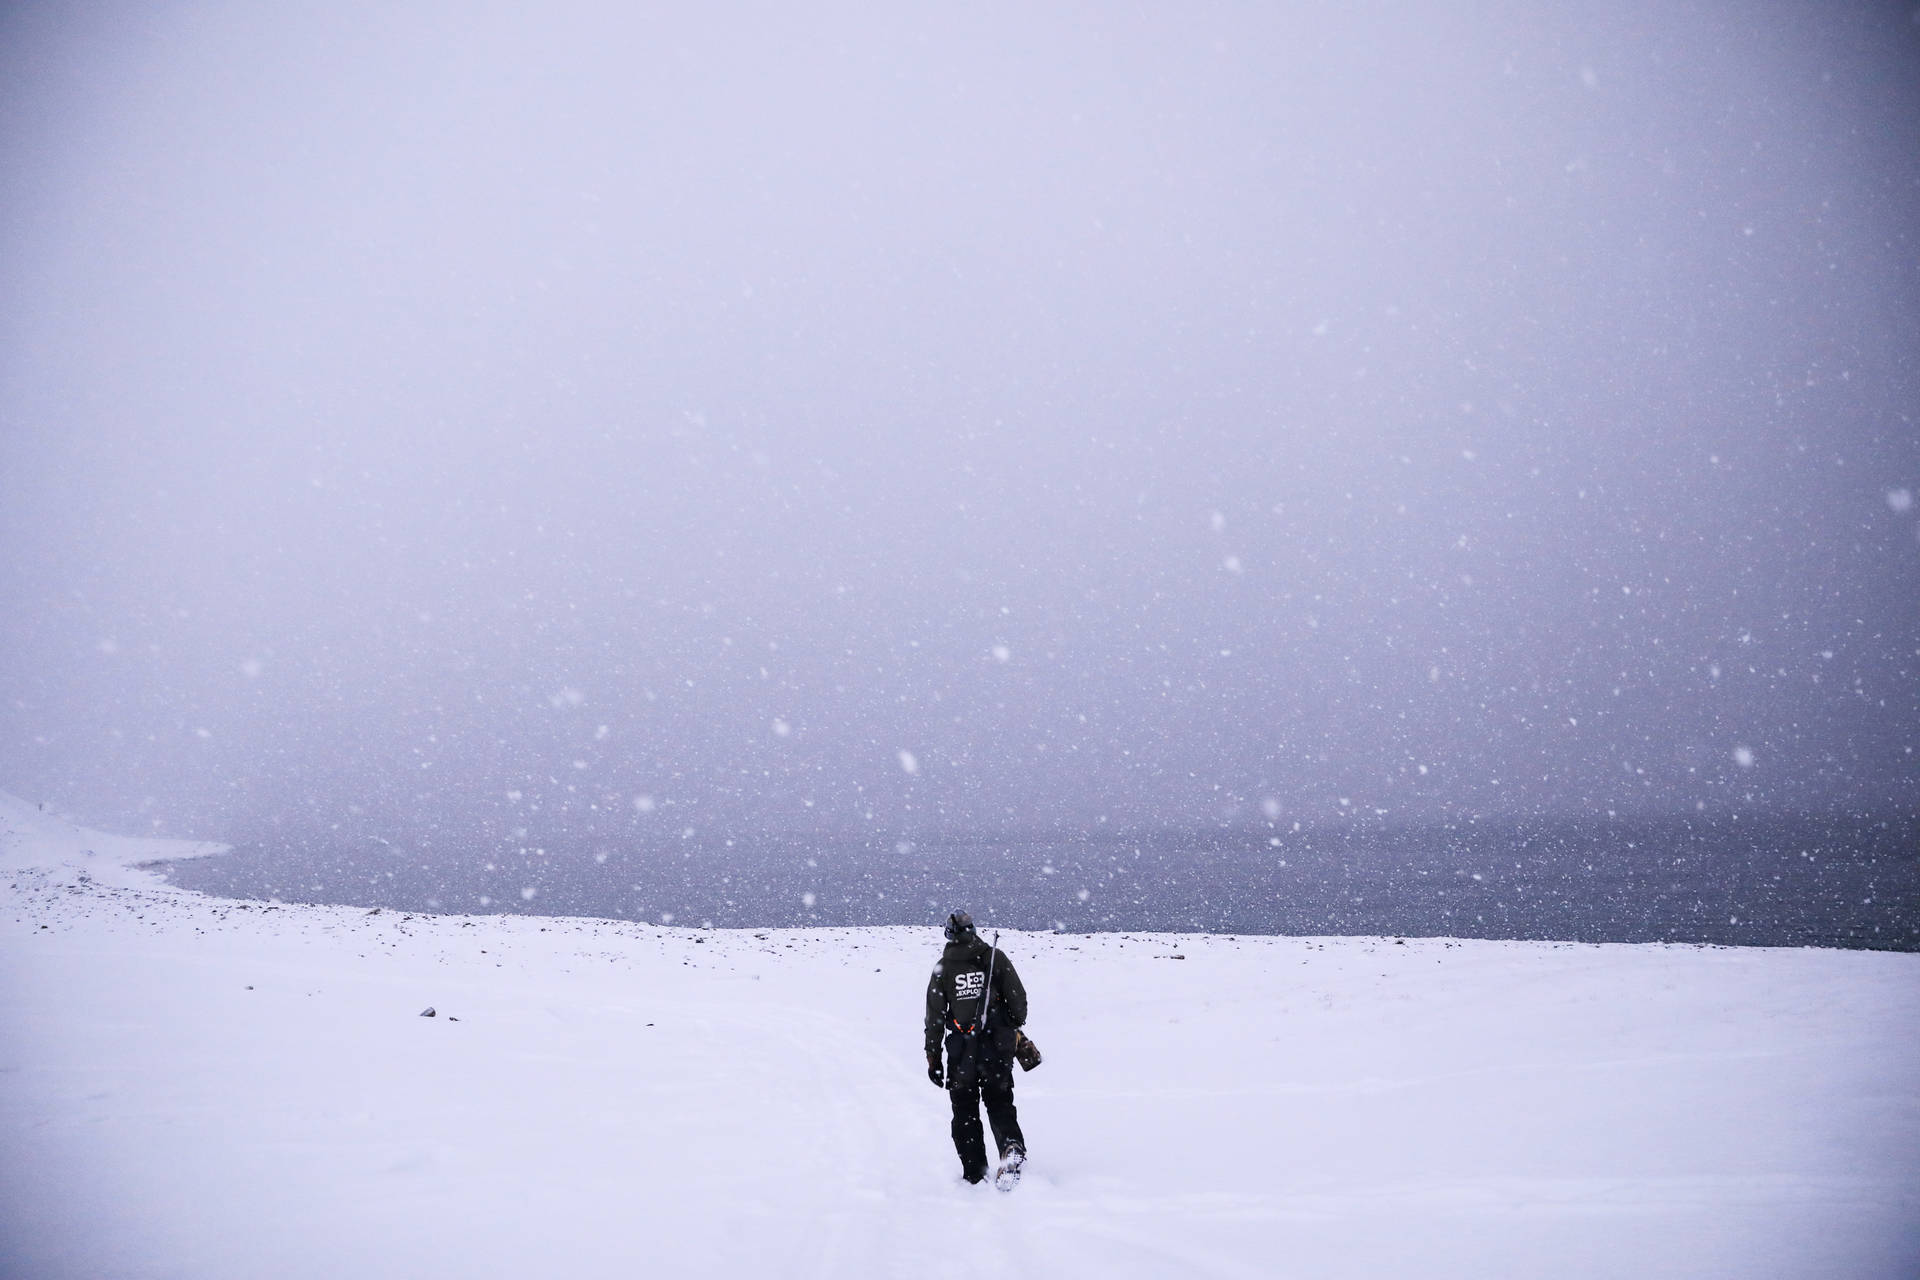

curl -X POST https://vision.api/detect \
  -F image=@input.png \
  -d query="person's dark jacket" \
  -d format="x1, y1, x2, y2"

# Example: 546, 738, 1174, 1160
924, 933, 1027, 1061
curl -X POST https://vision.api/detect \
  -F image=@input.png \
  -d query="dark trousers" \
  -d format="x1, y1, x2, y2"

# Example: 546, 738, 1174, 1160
949, 1059, 1024, 1181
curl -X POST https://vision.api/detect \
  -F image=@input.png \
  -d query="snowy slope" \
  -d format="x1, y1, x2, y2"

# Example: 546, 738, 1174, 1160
2, 805, 1916, 1279
0, 791, 228, 885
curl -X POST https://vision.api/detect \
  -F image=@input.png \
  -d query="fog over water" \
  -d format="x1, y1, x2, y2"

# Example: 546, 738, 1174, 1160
3, 3, 1917, 870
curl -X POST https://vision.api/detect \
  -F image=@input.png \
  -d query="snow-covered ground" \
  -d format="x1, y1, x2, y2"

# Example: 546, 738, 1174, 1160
3, 794, 1916, 1279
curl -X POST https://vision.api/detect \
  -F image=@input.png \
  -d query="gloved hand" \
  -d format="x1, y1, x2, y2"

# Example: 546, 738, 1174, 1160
927, 1053, 944, 1088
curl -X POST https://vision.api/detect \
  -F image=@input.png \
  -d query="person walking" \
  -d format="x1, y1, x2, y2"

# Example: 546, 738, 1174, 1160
924, 911, 1028, 1187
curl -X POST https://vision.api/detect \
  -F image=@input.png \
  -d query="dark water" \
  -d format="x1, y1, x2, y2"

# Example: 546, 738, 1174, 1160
157, 812, 1919, 951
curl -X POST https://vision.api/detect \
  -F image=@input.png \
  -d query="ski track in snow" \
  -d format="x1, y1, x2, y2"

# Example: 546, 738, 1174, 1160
3, 795, 1917, 1279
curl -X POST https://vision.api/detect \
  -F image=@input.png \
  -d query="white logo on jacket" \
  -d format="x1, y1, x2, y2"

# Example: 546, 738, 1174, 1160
954, 970, 986, 1000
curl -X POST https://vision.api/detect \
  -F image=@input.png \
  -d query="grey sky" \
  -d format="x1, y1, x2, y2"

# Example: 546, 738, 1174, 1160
3, 1, 1916, 845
